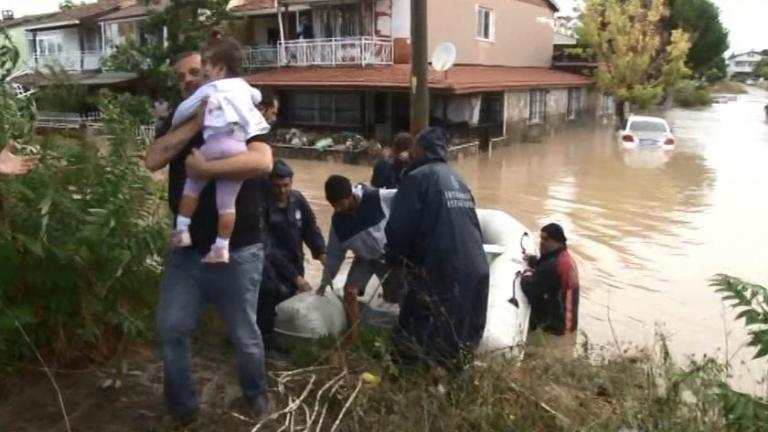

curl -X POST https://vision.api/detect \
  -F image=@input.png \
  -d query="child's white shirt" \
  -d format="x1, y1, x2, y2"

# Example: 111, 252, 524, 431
171, 77, 270, 141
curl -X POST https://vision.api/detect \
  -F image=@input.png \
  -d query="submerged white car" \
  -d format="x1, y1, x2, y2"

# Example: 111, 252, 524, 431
618, 115, 676, 149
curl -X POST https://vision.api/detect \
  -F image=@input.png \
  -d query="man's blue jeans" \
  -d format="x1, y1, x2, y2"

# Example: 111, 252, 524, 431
156, 243, 267, 417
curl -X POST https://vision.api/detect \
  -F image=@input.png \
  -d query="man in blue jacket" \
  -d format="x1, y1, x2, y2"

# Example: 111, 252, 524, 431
258, 159, 326, 344
385, 127, 489, 367
317, 175, 397, 338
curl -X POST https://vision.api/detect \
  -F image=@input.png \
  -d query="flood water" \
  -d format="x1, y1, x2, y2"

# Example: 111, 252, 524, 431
288, 87, 768, 394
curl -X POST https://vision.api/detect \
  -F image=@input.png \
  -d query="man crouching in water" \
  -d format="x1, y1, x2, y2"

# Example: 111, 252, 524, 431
385, 127, 489, 368
522, 223, 580, 336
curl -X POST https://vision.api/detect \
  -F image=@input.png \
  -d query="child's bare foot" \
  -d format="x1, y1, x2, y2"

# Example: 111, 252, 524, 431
202, 244, 229, 264
171, 228, 192, 248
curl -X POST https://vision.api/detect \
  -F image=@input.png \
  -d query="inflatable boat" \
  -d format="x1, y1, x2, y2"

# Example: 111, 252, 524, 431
274, 209, 534, 355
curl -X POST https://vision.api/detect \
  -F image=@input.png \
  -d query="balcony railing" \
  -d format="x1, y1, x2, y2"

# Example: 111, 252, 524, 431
32, 51, 105, 72
243, 37, 394, 70
243, 46, 280, 69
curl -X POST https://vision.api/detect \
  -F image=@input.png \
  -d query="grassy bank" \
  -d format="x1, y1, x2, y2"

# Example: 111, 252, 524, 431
711, 81, 748, 95
2, 324, 765, 432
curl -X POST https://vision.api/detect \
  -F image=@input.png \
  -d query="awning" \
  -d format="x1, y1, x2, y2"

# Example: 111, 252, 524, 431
246, 64, 592, 94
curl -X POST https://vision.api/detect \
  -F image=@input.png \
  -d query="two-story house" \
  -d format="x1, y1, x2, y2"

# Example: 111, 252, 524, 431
0, 11, 55, 76
727, 51, 766, 80
236, 0, 601, 144
11, 0, 157, 89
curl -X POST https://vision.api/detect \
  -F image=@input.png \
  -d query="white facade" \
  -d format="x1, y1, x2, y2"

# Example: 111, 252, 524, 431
727, 51, 765, 78
390, 0, 410, 38
27, 26, 104, 72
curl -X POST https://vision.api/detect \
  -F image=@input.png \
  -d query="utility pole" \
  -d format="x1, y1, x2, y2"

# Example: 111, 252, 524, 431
410, 0, 429, 136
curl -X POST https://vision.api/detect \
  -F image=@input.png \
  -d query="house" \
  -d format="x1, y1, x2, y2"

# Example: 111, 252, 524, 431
727, 51, 766, 80
10, 0, 158, 88
0, 10, 55, 75
23, 0, 125, 73
237, 0, 602, 145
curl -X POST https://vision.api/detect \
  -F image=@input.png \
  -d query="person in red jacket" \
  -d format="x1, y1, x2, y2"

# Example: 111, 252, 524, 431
521, 223, 579, 335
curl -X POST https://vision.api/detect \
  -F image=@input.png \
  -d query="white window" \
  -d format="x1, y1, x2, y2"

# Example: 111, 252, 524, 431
567, 88, 582, 120
476, 6, 494, 41
34, 36, 63, 56
529, 90, 547, 124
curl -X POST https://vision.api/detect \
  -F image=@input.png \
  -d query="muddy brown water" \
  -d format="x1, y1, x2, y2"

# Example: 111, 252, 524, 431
289, 87, 768, 394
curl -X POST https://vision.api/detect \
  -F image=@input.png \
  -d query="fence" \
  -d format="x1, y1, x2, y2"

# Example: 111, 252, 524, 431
32, 51, 105, 72
35, 111, 156, 145
242, 37, 394, 69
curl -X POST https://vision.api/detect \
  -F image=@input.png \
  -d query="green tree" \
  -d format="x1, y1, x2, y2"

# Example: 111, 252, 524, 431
669, 0, 729, 78
753, 58, 768, 80
576, 0, 692, 123
103, 0, 231, 101
704, 55, 728, 83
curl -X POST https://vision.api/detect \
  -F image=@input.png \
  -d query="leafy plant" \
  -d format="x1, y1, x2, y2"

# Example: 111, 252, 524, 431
0, 30, 35, 146
0, 89, 167, 365
673, 80, 712, 107
32, 65, 94, 114
711, 274, 768, 431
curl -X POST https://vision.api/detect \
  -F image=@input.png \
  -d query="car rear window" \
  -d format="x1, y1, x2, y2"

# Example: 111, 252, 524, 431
629, 120, 668, 133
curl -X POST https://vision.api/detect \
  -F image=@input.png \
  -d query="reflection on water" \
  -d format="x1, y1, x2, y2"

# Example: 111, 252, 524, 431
288, 87, 768, 394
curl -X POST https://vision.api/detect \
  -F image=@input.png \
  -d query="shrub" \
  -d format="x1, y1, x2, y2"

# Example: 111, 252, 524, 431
0, 91, 167, 365
674, 80, 712, 107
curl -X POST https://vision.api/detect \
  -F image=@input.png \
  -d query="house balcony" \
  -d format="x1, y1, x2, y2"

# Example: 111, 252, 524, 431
243, 36, 393, 70
32, 50, 105, 72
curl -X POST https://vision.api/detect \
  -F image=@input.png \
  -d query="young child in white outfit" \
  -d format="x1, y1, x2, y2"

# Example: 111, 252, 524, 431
171, 36, 270, 264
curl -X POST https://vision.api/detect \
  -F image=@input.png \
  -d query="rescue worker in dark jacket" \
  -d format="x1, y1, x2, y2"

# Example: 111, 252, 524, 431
370, 132, 412, 189
385, 127, 490, 366
257, 159, 326, 342
521, 223, 580, 335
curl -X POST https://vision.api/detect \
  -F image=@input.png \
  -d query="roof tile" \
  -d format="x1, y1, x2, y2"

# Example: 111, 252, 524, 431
246, 64, 591, 94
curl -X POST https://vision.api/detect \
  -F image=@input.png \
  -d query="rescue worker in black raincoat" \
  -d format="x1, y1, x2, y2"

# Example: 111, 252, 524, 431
257, 159, 326, 346
385, 127, 490, 366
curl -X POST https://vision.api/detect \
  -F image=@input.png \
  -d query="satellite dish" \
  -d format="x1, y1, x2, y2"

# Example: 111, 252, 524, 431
431, 42, 457, 72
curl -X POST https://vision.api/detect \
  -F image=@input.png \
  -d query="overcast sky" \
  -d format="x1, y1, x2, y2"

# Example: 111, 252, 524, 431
556, 0, 768, 54
1, 0, 765, 54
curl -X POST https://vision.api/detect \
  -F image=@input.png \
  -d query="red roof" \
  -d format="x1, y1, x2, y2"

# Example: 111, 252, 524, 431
230, 0, 275, 13
246, 65, 591, 94
27, 0, 123, 28
99, 3, 162, 22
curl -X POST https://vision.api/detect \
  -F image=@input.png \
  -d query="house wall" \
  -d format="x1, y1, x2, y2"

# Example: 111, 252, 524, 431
8, 27, 32, 73
727, 52, 765, 76
229, 16, 279, 46
503, 85, 599, 144
427, 0, 554, 67
391, 0, 410, 38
